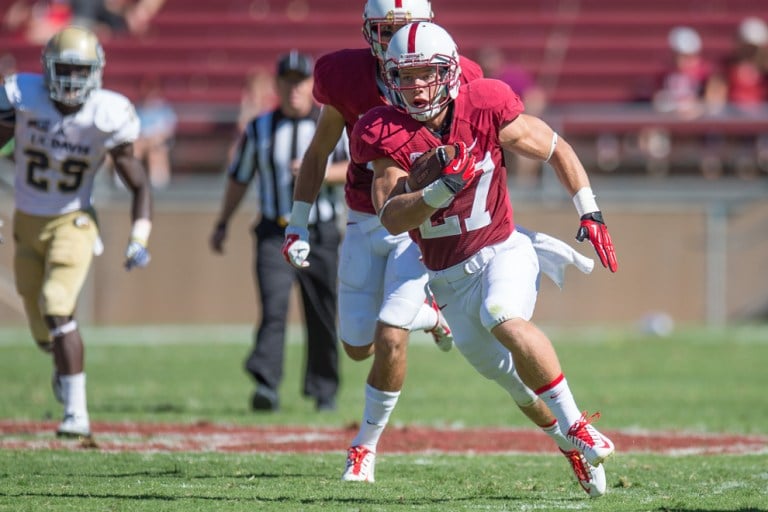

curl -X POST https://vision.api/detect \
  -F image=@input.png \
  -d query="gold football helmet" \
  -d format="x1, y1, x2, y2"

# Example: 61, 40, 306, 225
42, 26, 105, 106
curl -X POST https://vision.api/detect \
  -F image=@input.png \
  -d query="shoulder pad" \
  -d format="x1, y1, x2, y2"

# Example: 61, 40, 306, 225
2, 73, 47, 110
466, 79, 518, 110
91, 90, 139, 133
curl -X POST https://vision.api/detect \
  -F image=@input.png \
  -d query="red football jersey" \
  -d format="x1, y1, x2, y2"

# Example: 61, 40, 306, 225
313, 48, 483, 214
352, 78, 525, 270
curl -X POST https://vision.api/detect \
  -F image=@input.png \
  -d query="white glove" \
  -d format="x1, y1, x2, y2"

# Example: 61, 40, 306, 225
282, 225, 310, 269
125, 219, 152, 270
125, 239, 151, 270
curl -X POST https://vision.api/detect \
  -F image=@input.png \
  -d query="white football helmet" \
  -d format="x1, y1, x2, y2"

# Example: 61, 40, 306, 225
384, 22, 461, 121
42, 26, 105, 106
362, 0, 433, 62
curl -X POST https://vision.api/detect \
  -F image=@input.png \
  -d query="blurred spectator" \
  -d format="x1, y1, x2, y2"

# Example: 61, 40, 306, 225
3, 0, 72, 44
475, 46, 548, 187
70, 0, 165, 37
475, 45, 548, 117
226, 67, 276, 164
710, 17, 768, 178
237, 67, 277, 133
133, 77, 177, 189
642, 26, 724, 177
652, 26, 721, 117
3, 0, 164, 42
721, 17, 768, 111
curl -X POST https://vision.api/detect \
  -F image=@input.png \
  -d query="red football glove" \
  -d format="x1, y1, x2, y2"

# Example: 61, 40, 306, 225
439, 142, 477, 194
575, 212, 618, 272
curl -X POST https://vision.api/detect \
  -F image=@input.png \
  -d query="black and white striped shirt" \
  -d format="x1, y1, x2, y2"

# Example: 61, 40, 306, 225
228, 106, 348, 225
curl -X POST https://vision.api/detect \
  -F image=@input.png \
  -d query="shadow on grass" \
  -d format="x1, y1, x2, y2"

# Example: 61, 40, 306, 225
19, 467, 324, 480
657, 509, 766, 512
92, 402, 248, 416
0, 490, 575, 506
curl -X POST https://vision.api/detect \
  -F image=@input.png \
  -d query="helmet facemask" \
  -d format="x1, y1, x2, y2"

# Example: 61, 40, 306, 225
42, 26, 105, 107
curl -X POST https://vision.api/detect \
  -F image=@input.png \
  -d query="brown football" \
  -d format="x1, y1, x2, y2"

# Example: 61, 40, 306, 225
406, 144, 457, 191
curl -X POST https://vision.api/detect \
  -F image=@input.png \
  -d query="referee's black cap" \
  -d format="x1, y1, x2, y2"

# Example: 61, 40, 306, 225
276, 50, 313, 78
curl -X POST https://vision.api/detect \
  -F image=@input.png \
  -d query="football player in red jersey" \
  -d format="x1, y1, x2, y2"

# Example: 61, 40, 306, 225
353, 22, 619, 496
281, 0, 483, 483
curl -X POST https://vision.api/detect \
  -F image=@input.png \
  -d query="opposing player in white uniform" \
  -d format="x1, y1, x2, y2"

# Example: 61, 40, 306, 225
0, 26, 153, 438
354, 22, 618, 496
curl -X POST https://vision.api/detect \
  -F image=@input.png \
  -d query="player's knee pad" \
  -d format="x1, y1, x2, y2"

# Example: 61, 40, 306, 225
378, 296, 422, 330
49, 319, 78, 339
337, 228, 373, 290
339, 307, 377, 348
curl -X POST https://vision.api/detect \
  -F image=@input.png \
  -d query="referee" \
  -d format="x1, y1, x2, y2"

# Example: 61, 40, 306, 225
210, 51, 347, 412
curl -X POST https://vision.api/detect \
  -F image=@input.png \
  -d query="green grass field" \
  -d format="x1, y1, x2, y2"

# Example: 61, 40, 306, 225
1, 324, 767, 511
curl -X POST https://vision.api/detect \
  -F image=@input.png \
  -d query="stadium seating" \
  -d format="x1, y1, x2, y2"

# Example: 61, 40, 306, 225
1, 0, 765, 174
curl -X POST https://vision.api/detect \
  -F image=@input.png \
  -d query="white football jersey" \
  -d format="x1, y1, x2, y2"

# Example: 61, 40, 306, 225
3, 73, 140, 216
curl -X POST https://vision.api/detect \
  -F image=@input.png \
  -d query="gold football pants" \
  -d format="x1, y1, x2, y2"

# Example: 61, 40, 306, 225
13, 209, 98, 342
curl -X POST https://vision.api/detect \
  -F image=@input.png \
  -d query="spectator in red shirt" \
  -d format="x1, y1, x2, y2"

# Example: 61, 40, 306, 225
652, 26, 721, 118
721, 17, 768, 112
709, 17, 768, 178
642, 26, 725, 177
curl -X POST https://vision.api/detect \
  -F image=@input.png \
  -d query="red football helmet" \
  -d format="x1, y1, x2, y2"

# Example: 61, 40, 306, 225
384, 22, 461, 121
362, 0, 434, 62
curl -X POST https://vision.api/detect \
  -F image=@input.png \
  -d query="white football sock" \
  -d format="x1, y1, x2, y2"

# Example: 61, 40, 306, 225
351, 384, 400, 451
536, 374, 582, 433
61, 373, 88, 419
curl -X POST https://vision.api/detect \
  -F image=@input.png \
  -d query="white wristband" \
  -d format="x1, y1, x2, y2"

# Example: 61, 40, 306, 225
421, 180, 454, 209
289, 200, 312, 228
572, 187, 599, 217
131, 218, 152, 244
